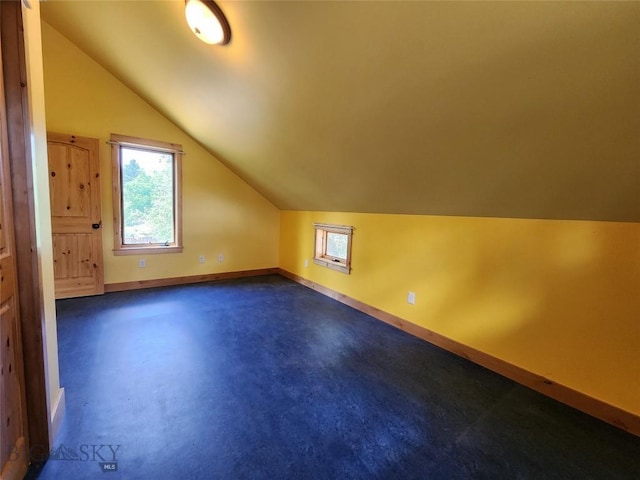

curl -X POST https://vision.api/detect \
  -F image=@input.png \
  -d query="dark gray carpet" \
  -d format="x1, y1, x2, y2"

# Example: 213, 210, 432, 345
30, 275, 639, 479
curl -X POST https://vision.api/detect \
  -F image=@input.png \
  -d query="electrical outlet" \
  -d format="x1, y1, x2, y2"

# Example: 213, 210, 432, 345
198, 255, 205, 264
407, 291, 416, 305
218, 254, 224, 263
139, 259, 146, 268
304, 259, 309, 268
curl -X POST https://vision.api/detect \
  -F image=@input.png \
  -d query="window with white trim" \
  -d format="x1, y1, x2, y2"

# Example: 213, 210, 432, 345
111, 134, 183, 255
313, 223, 353, 274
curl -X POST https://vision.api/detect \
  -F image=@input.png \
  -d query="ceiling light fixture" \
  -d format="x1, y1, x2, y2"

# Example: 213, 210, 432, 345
185, 0, 231, 45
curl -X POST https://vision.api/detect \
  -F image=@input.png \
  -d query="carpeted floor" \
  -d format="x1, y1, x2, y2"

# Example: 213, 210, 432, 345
30, 275, 639, 479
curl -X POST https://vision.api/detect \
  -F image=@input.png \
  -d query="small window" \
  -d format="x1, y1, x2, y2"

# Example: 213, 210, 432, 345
313, 223, 353, 274
111, 134, 183, 255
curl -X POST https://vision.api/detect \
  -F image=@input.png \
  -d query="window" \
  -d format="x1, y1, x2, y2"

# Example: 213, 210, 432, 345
313, 223, 353, 274
111, 134, 183, 255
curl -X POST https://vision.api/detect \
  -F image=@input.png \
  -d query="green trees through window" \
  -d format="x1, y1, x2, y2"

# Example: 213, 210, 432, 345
121, 148, 175, 245
111, 133, 183, 255
326, 232, 348, 259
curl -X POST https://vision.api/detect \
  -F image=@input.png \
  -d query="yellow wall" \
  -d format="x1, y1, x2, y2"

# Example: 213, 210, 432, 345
22, 2, 63, 442
280, 211, 640, 415
41, 22, 279, 284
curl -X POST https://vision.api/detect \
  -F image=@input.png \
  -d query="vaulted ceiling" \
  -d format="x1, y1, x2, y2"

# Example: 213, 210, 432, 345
41, 1, 639, 221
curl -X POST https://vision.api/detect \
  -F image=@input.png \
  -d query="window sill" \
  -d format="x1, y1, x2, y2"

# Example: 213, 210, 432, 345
313, 258, 350, 274
113, 246, 183, 256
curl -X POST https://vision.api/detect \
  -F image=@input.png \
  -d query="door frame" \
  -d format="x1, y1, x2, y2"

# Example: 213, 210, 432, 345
1, 0, 51, 460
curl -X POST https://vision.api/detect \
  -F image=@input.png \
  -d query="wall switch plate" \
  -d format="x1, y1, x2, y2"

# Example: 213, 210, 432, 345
139, 259, 146, 268
198, 255, 205, 264
218, 254, 224, 263
407, 291, 416, 305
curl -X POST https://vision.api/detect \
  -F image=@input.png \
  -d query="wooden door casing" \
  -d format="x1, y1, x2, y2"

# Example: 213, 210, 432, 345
0, 36, 28, 479
47, 133, 103, 299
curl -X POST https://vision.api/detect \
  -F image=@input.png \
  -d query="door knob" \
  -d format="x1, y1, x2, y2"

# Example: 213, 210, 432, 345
92, 223, 101, 229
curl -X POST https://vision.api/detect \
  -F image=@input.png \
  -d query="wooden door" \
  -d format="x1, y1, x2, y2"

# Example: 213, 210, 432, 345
47, 133, 103, 299
0, 42, 28, 480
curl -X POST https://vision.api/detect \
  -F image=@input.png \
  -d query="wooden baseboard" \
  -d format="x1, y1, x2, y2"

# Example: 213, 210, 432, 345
278, 268, 640, 437
104, 268, 279, 293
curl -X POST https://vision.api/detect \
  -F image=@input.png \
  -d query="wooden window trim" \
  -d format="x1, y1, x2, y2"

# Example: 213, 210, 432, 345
111, 134, 183, 256
313, 223, 353, 274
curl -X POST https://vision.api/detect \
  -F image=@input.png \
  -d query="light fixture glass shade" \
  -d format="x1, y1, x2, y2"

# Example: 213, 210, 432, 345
185, 0, 231, 45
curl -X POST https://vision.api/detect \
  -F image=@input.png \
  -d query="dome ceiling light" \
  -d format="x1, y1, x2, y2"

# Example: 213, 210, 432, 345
185, 0, 231, 45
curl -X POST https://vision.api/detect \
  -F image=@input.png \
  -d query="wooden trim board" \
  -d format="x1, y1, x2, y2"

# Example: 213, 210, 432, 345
1, 0, 51, 455
278, 269, 640, 437
105, 268, 279, 293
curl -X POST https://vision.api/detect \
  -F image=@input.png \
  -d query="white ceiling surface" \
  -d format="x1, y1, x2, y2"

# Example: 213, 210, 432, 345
41, 1, 640, 221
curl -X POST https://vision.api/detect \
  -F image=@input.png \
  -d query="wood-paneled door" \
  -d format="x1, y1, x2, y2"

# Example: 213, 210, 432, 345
0, 36, 28, 480
47, 133, 103, 299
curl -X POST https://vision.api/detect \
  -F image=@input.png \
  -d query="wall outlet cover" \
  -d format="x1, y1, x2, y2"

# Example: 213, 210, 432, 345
407, 291, 416, 304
